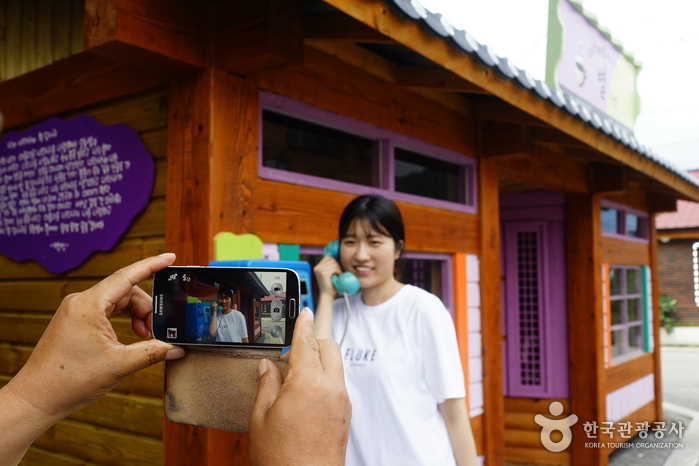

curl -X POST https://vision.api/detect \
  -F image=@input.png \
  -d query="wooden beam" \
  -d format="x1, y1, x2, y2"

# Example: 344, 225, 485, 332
164, 66, 258, 466
648, 192, 678, 213
566, 194, 606, 466
530, 126, 589, 148
480, 122, 529, 159
495, 144, 589, 194
395, 66, 489, 94
478, 157, 506, 466
217, 0, 303, 76
0, 52, 171, 129
304, 13, 395, 43
84, 0, 206, 71
320, 0, 699, 202
472, 101, 548, 127
589, 162, 627, 195
605, 353, 654, 394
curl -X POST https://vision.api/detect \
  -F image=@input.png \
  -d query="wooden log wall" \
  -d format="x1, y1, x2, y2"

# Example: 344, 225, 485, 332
504, 397, 571, 466
0, 0, 85, 82
1, 88, 168, 465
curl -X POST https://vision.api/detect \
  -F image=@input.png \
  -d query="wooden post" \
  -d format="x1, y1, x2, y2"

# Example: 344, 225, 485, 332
566, 194, 606, 466
478, 157, 505, 466
163, 66, 259, 465
648, 215, 663, 421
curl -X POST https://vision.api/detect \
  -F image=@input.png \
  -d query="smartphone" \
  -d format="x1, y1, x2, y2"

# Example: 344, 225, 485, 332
152, 266, 300, 348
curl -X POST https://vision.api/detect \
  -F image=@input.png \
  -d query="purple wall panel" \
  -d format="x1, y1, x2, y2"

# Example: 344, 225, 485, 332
500, 192, 569, 398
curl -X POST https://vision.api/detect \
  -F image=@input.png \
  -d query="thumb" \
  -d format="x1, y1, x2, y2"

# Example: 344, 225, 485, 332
118, 340, 184, 375
251, 359, 283, 425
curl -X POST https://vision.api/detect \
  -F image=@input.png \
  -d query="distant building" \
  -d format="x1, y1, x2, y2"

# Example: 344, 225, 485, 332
657, 169, 699, 325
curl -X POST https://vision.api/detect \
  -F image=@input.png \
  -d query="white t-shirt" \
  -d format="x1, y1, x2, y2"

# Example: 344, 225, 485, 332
214, 309, 248, 343
332, 285, 465, 466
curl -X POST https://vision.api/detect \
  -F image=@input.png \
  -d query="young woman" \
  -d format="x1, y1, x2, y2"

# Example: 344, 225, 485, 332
209, 288, 249, 343
314, 194, 477, 466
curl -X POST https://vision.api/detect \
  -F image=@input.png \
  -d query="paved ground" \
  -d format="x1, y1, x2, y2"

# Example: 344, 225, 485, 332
608, 347, 699, 466
662, 347, 699, 412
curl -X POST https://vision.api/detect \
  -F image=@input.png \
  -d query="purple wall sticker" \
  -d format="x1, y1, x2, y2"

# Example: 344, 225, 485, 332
0, 115, 154, 274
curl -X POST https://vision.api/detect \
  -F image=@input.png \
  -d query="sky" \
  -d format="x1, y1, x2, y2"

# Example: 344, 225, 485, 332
418, 0, 699, 171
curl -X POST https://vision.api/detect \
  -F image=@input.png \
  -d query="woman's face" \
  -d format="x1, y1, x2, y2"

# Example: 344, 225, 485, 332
340, 219, 401, 292
218, 294, 232, 312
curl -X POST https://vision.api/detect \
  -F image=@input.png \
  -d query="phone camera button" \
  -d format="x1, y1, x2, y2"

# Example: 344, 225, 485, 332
288, 298, 297, 318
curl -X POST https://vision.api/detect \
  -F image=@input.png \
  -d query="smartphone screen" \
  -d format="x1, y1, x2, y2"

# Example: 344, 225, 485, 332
152, 266, 299, 347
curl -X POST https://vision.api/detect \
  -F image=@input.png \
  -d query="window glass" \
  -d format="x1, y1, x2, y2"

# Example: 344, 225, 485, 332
626, 213, 639, 237
627, 298, 641, 322
262, 110, 375, 186
611, 330, 623, 358
628, 325, 643, 352
395, 258, 443, 301
626, 268, 639, 294
610, 300, 623, 325
601, 207, 619, 234
394, 147, 465, 204
609, 268, 622, 295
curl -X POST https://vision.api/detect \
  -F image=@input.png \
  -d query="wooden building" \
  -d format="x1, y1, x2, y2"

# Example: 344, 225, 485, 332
1, 1, 698, 465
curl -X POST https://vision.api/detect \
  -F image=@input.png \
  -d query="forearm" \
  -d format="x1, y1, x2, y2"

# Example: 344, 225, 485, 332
0, 377, 64, 466
314, 292, 335, 340
209, 313, 217, 336
439, 398, 478, 466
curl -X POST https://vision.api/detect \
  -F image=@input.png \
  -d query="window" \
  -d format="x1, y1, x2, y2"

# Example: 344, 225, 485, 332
260, 93, 477, 213
609, 266, 644, 359
600, 200, 648, 242
299, 248, 453, 314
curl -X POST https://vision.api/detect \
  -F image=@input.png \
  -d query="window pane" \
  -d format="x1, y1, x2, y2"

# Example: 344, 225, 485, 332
394, 147, 465, 204
611, 300, 623, 325
628, 325, 643, 352
626, 213, 639, 237
627, 298, 641, 322
609, 268, 622, 296
611, 330, 623, 358
263, 110, 375, 186
395, 258, 443, 300
626, 268, 639, 294
601, 207, 619, 234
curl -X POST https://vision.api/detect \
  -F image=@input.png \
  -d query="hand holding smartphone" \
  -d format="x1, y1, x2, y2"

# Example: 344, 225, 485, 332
152, 266, 300, 348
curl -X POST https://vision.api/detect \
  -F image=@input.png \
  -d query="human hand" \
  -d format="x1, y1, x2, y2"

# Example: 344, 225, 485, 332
249, 308, 351, 466
313, 255, 342, 297
5, 253, 185, 421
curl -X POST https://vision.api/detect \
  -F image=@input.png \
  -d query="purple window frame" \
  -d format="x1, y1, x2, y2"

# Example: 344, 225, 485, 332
601, 199, 649, 243
299, 246, 453, 315
259, 92, 477, 214
609, 265, 645, 362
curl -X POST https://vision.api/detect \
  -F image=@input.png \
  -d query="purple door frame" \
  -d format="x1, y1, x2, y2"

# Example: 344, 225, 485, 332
500, 192, 569, 398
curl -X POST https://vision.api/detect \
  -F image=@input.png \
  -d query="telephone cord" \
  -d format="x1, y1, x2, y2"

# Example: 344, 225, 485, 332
339, 291, 351, 346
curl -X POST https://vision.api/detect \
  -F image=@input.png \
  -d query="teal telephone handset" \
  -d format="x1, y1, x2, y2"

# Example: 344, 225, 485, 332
323, 240, 359, 345
323, 240, 361, 295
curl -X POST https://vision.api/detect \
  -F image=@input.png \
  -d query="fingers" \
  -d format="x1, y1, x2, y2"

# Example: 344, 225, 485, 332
317, 339, 344, 377
89, 254, 176, 312
117, 286, 153, 320
251, 359, 283, 423
117, 340, 184, 376
287, 308, 321, 371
